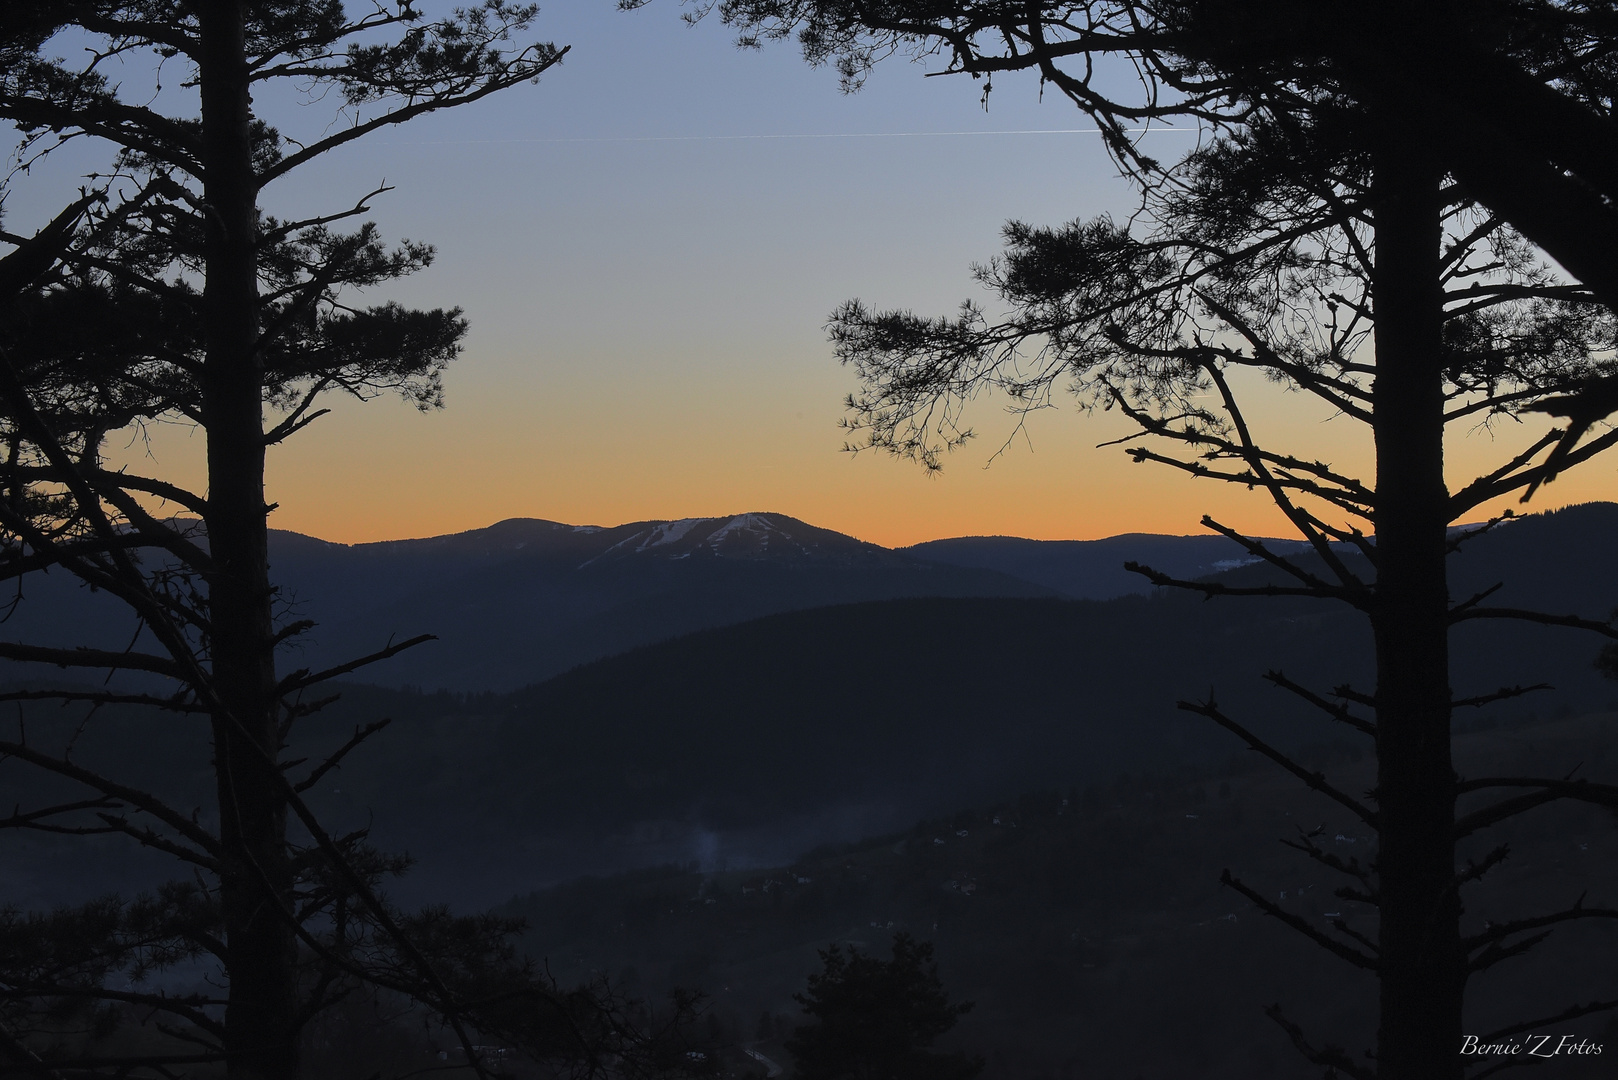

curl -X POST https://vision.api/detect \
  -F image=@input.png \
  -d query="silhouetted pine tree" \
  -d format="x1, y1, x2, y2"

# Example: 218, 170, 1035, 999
787, 933, 982, 1080
0, 5, 701, 1079
675, 4, 1618, 1077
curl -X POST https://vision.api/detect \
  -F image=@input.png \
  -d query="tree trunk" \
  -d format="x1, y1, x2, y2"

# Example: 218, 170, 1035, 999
197, 3, 298, 1078
1370, 112, 1463, 1080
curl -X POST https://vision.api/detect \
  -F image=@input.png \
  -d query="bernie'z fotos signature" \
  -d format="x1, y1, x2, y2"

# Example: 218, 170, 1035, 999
1460, 1034, 1604, 1058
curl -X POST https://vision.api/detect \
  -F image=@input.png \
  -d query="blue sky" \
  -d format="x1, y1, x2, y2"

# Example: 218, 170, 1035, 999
13, 3, 1606, 545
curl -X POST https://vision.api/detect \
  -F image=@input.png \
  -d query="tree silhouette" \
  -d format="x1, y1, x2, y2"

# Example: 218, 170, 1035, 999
786, 933, 982, 1080
689, 4, 1618, 1077
0, 4, 700, 1079
697, 1, 1618, 318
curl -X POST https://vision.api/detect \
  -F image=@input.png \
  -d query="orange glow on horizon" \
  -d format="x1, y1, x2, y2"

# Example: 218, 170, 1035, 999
121, 359, 1618, 550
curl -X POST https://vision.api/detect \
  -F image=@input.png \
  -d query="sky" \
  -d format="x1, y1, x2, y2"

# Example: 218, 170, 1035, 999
24, 2, 1618, 547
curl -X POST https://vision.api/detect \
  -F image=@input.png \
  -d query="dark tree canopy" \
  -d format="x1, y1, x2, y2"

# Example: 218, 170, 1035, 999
0, 4, 699, 1079
702, 1, 1618, 321
787, 933, 983, 1080
832, 114, 1618, 518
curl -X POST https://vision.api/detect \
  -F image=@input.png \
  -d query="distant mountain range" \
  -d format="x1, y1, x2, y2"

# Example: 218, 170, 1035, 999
305, 501, 1618, 901
15, 510, 1284, 692
12, 503, 1615, 910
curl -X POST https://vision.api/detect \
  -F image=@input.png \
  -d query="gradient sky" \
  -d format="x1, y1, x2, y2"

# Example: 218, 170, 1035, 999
38, 2, 1618, 547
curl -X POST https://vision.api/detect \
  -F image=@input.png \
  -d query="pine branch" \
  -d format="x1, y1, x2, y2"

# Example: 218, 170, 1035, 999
1450, 430, 1565, 513
1264, 1004, 1377, 1080
1479, 998, 1618, 1043
1278, 829, 1375, 887
0, 740, 219, 857
0, 1052, 224, 1076
1445, 510, 1517, 554
293, 719, 392, 794
258, 45, 570, 184
1470, 930, 1555, 973
0, 380, 215, 696
0, 689, 206, 713
0, 797, 122, 833
0, 641, 184, 679
0, 984, 225, 1038
1450, 606, 1618, 637
276, 634, 437, 695
0, 533, 163, 583
1201, 513, 1364, 595
1333, 684, 1377, 707
1465, 895, 1618, 972
0, 193, 98, 299
1455, 778, 1618, 837
1196, 363, 1375, 590
1126, 560, 1344, 601
1450, 581, 1503, 616
1456, 844, 1512, 888
0, 1021, 63, 1080
1122, 444, 1375, 521
1451, 684, 1553, 710
1197, 293, 1375, 420
92, 813, 218, 871
1458, 426, 1618, 510
1265, 670, 1376, 735
1222, 870, 1379, 970
1180, 697, 1379, 826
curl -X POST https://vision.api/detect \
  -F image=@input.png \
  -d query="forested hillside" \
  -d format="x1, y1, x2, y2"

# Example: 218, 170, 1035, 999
508, 710, 1618, 1079
9, 505, 1616, 912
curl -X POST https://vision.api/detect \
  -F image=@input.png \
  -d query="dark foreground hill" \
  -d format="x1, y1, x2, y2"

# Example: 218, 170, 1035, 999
9, 504, 1615, 911
503, 710, 1618, 1080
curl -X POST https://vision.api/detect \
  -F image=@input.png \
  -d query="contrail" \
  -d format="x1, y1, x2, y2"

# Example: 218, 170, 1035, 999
389, 127, 1195, 145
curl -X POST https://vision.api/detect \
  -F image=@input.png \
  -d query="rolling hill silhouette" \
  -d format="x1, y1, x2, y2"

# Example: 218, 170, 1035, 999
10, 511, 1282, 692
7, 504, 1616, 910
289, 503, 1618, 903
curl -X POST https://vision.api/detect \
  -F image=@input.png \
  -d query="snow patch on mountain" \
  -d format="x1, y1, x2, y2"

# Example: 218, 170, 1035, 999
640, 517, 711, 551
708, 513, 777, 544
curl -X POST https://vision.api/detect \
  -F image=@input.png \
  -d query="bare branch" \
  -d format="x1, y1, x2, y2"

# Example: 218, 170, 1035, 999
1456, 779, 1618, 837
0, 740, 219, 856
1264, 669, 1377, 736
0, 689, 207, 713
1450, 582, 1503, 616
1126, 560, 1343, 601
0, 641, 185, 679
1200, 514, 1365, 597
92, 812, 219, 871
293, 719, 391, 794
1450, 607, 1618, 637
1222, 870, 1379, 969
0, 797, 122, 832
1264, 1003, 1377, 1080
1278, 829, 1375, 888
1451, 684, 1553, 710
1479, 998, 1618, 1043
1180, 697, 1379, 826
1465, 896, 1618, 974
1456, 844, 1512, 888
276, 634, 437, 695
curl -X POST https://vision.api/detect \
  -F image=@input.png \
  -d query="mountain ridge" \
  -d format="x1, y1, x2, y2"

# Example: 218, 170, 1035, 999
13, 505, 1599, 694
7, 503, 1616, 910
13, 508, 1280, 692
